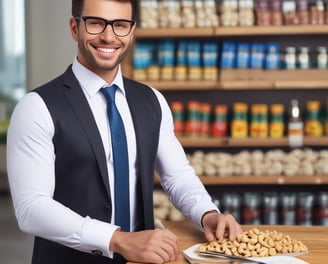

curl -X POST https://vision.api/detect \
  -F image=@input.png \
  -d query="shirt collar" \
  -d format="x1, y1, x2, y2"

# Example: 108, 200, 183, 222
72, 57, 125, 98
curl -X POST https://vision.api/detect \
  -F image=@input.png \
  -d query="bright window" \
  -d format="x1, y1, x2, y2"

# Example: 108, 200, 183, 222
0, 0, 26, 141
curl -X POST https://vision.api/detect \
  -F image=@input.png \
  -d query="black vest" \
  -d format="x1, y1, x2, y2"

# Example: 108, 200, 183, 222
32, 66, 161, 264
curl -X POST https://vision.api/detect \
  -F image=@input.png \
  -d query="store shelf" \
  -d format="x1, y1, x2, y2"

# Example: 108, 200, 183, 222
154, 174, 328, 185
136, 27, 214, 38
138, 24, 328, 189
143, 69, 328, 91
136, 25, 328, 38
150, 79, 328, 91
214, 25, 328, 36
177, 136, 328, 148
142, 80, 217, 91
198, 175, 328, 185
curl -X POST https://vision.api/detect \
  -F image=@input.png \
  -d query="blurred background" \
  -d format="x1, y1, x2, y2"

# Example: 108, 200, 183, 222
0, 0, 74, 262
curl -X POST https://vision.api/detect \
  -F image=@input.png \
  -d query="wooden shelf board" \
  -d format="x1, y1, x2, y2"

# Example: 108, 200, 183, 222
143, 80, 217, 91
136, 25, 328, 38
144, 80, 328, 91
136, 27, 214, 38
154, 175, 328, 185
214, 25, 328, 36
177, 136, 328, 148
199, 175, 328, 185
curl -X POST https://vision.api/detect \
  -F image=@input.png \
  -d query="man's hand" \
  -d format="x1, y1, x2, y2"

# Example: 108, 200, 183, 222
110, 228, 180, 264
202, 211, 242, 242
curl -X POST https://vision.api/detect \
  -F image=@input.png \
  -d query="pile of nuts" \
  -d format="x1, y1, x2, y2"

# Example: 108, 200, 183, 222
187, 149, 328, 177
198, 227, 308, 257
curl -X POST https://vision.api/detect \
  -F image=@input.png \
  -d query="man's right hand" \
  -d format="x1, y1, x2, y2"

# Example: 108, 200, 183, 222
109, 228, 180, 263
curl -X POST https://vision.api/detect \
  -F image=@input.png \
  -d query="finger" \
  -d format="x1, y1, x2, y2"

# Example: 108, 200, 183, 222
215, 215, 227, 242
203, 224, 216, 242
160, 241, 179, 261
162, 230, 180, 259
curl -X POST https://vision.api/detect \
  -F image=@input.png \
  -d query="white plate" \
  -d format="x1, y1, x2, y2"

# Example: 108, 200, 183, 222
183, 243, 309, 264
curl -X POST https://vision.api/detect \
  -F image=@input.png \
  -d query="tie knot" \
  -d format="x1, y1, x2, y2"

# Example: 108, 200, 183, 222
102, 84, 118, 103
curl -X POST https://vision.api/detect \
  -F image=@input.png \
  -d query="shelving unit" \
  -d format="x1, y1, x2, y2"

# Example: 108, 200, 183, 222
130, 25, 328, 195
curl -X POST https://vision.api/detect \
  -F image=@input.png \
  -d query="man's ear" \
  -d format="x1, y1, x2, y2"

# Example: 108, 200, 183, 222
69, 17, 79, 41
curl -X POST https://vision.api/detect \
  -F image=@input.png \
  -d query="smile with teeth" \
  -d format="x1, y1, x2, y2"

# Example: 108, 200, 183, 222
97, 47, 116, 53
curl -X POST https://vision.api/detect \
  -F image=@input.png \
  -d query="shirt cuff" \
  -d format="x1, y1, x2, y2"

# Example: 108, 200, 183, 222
190, 197, 220, 231
80, 216, 119, 258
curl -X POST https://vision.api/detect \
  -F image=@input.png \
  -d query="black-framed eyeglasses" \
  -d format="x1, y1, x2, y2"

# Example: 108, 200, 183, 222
75, 16, 135, 37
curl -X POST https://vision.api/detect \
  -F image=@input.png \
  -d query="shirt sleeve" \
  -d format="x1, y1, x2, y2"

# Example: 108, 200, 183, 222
6, 92, 118, 258
152, 89, 220, 230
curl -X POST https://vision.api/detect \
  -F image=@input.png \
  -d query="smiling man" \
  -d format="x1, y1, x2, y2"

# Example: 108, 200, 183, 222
7, 1, 242, 264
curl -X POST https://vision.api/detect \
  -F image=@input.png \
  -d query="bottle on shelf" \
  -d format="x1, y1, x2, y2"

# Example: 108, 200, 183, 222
326, 97, 328, 135
284, 46, 297, 69
269, 104, 285, 138
305, 100, 323, 136
211, 104, 228, 137
171, 101, 185, 136
298, 47, 310, 69
317, 46, 328, 69
288, 99, 303, 147
231, 102, 248, 138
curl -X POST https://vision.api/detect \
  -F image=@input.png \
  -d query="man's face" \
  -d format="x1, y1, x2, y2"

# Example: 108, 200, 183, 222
70, 0, 135, 79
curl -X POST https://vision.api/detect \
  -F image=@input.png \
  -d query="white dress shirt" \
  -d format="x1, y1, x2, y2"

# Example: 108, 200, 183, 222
7, 58, 219, 258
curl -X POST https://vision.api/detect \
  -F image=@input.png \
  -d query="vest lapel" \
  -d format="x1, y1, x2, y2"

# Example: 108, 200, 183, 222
63, 70, 111, 199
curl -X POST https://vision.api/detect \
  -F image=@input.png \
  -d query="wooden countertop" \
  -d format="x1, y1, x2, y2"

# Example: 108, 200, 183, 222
129, 220, 328, 264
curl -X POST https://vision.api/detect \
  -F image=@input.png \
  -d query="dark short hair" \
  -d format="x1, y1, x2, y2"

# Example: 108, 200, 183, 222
72, 0, 138, 21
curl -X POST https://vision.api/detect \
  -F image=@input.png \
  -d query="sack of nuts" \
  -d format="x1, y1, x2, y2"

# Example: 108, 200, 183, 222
197, 228, 308, 258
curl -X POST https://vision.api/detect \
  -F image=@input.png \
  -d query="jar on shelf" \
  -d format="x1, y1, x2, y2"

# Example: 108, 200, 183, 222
326, 96, 328, 136
315, 192, 328, 226
255, 0, 271, 26
317, 46, 328, 69
231, 102, 248, 138
281, 193, 297, 225
159, 0, 181, 28
220, 0, 239, 26
298, 47, 310, 69
238, 0, 255, 26
310, 0, 325, 25
282, 0, 299, 25
250, 104, 260, 138
297, 0, 310, 25
243, 192, 261, 225
258, 104, 269, 138
263, 192, 279, 225
171, 101, 185, 136
223, 193, 241, 223
185, 101, 201, 137
199, 103, 211, 137
250, 104, 268, 137
297, 192, 314, 226
181, 0, 196, 28
285, 46, 297, 69
139, 0, 159, 28
305, 100, 323, 136
288, 99, 303, 147
271, 0, 283, 25
270, 104, 285, 138
212, 104, 228, 137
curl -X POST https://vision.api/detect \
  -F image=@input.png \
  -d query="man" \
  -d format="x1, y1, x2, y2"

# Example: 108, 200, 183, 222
7, 0, 242, 263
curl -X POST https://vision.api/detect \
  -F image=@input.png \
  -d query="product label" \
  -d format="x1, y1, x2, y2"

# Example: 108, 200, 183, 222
288, 122, 303, 147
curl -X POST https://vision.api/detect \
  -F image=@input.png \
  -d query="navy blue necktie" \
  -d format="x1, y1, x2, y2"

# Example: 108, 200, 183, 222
101, 85, 130, 231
